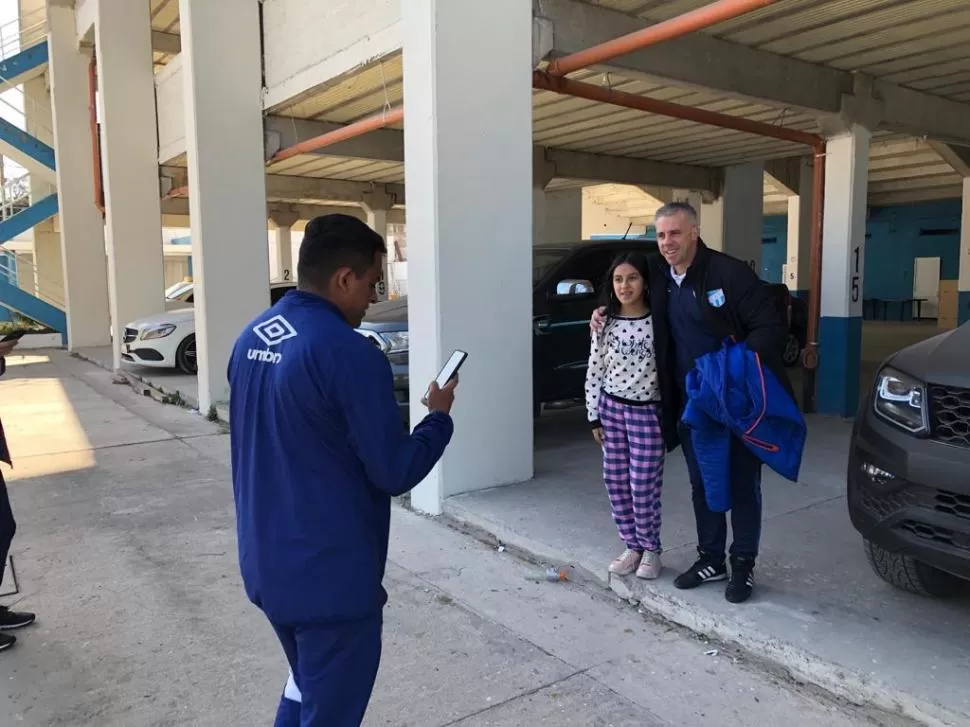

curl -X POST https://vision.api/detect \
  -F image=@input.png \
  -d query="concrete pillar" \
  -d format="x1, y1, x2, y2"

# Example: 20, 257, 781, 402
362, 193, 391, 301
534, 188, 582, 245
269, 209, 299, 283
23, 73, 64, 307
47, 4, 111, 348
959, 178, 970, 326
180, 0, 270, 411
702, 162, 764, 273
96, 0, 166, 367
818, 125, 870, 417
700, 198, 724, 251
403, 0, 533, 514
785, 158, 814, 298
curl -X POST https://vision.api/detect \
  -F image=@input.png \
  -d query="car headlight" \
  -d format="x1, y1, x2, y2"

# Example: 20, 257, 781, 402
873, 367, 928, 435
140, 324, 176, 341
381, 331, 409, 353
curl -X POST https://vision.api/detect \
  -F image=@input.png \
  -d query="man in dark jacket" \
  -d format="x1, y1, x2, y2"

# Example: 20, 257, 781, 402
228, 214, 457, 726
0, 337, 37, 651
593, 201, 789, 603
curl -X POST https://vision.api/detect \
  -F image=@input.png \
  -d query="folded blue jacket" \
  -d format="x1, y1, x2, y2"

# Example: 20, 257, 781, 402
681, 339, 806, 512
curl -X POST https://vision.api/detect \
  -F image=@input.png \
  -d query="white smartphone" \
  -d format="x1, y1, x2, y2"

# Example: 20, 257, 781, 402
426, 349, 468, 398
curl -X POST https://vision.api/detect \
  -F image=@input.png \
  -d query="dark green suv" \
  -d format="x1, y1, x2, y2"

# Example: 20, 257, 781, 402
355, 240, 658, 420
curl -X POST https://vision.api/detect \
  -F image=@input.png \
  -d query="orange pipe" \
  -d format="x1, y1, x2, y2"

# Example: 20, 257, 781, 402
270, 105, 404, 163
532, 71, 821, 147
801, 144, 826, 412
546, 0, 780, 78
88, 55, 104, 215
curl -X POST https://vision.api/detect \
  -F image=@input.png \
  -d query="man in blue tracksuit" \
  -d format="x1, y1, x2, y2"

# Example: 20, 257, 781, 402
227, 214, 457, 726
593, 202, 789, 603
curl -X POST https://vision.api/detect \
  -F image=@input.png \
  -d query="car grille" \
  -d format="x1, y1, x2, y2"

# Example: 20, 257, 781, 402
123, 327, 138, 344
897, 519, 970, 553
935, 489, 970, 521
928, 384, 970, 448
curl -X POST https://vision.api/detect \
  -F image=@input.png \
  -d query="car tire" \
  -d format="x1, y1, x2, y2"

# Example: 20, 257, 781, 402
863, 539, 965, 598
782, 332, 801, 367
175, 334, 198, 375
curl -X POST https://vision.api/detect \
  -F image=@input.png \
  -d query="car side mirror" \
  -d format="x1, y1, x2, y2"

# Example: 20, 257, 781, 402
553, 278, 595, 299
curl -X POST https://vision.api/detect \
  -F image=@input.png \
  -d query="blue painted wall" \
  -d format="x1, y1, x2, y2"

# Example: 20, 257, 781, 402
759, 199, 963, 313
591, 200, 965, 311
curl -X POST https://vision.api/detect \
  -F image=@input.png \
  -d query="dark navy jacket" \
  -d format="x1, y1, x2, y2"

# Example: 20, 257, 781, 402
647, 241, 790, 454
227, 291, 453, 625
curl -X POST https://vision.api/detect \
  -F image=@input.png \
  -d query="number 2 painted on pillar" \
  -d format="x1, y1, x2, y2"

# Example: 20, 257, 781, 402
851, 246, 860, 303
283, 269, 291, 281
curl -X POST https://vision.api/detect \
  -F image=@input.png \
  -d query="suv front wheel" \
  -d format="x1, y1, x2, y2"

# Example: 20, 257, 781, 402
863, 539, 965, 598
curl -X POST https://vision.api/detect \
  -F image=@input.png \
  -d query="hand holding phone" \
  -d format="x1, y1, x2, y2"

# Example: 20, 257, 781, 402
422, 350, 467, 415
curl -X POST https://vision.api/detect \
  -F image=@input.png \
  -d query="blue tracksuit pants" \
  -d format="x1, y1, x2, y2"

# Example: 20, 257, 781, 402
271, 613, 383, 727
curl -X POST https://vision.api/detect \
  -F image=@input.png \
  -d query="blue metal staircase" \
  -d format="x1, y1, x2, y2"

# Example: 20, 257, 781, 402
0, 24, 68, 341
0, 41, 55, 184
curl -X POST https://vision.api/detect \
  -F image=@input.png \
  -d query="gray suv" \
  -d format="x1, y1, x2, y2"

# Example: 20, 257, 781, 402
847, 322, 970, 597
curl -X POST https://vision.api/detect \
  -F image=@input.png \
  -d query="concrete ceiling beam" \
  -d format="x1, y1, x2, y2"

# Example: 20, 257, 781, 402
539, 0, 846, 114
264, 115, 404, 164
928, 141, 970, 178
538, 0, 970, 145
264, 116, 720, 191
159, 165, 406, 207
160, 197, 406, 224
536, 146, 720, 192
151, 30, 181, 55
763, 157, 806, 195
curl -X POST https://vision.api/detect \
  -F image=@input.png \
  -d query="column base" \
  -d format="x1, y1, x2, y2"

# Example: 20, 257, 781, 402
817, 316, 863, 418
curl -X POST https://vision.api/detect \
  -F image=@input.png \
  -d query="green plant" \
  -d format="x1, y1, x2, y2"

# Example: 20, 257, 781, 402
206, 405, 219, 422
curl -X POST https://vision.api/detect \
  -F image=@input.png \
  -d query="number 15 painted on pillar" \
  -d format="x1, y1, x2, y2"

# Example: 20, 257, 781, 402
850, 244, 862, 312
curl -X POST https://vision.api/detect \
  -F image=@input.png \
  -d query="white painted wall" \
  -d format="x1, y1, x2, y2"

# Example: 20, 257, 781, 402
155, 56, 186, 163
582, 189, 646, 238
262, 0, 401, 110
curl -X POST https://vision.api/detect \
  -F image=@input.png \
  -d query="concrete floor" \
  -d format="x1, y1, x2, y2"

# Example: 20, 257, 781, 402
446, 319, 969, 727
72, 322, 964, 723
0, 351, 908, 726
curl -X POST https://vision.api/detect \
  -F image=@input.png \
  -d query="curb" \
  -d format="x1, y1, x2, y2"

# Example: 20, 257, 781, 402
71, 351, 230, 424
443, 503, 963, 727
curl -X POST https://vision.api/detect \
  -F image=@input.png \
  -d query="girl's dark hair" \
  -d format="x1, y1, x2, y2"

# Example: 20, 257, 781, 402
600, 251, 651, 321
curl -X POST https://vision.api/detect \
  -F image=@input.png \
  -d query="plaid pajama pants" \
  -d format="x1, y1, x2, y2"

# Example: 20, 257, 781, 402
599, 395, 665, 553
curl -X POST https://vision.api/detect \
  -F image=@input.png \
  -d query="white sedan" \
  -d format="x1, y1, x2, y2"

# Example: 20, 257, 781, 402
121, 281, 295, 374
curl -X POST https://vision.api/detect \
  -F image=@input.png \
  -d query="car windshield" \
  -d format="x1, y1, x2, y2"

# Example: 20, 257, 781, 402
533, 248, 571, 284
165, 281, 193, 300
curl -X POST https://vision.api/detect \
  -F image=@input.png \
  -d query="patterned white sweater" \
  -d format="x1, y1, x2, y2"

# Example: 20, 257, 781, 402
585, 314, 661, 426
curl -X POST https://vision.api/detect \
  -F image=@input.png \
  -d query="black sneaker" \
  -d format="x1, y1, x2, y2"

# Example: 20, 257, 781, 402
0, 606, 35, 630
725, 559, 755, 603
0, 632, 15, 652
673, 552, 727, 589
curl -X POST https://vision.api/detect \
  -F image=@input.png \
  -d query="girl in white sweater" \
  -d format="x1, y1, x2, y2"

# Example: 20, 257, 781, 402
585, 252, 665, 580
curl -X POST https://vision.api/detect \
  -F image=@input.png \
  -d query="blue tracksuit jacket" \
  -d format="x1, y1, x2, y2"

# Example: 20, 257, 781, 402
227, 290, 453, 625
680, 339, 806, 512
